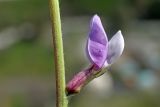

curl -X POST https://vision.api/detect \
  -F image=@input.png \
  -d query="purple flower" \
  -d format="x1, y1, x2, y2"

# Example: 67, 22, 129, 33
87, 15, 124, 69
66, 14, 124, 96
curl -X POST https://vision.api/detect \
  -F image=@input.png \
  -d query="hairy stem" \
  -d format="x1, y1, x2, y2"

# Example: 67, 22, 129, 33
49, 0, 68, 107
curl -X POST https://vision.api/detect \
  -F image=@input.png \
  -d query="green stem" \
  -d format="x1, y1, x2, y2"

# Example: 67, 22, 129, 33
49, 0, 68, 107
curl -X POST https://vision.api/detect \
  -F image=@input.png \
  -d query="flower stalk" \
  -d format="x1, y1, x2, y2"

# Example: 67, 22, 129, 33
49, 0, 68, 107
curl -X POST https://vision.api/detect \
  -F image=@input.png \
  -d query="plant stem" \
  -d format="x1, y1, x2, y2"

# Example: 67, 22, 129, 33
49, 0, 68, 107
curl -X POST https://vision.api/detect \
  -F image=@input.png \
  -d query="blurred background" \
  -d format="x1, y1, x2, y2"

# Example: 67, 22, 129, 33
0, 0, 160, 107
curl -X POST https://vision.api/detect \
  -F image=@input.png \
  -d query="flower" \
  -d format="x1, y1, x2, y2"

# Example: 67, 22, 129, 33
87, 15, 124, 69
66, 14, 124, 96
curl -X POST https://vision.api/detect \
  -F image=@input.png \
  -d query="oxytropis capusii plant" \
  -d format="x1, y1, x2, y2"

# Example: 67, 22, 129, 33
66, 14, 125, 96
50, 1, 124, 105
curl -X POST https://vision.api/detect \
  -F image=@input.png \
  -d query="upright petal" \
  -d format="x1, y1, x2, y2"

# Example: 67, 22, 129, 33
87, 15, 108, 69
107, 30, 124, 64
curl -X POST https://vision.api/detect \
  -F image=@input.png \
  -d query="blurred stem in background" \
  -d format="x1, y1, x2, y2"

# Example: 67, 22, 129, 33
49, 0, 68, 107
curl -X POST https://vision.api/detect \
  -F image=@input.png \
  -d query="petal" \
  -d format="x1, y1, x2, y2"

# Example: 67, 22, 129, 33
87, 14, 108, 69
107, 30, 124, 64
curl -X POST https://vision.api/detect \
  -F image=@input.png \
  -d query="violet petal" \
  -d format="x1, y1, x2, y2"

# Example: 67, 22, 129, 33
107, 30, 124, 64
87, 15, 108, 69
